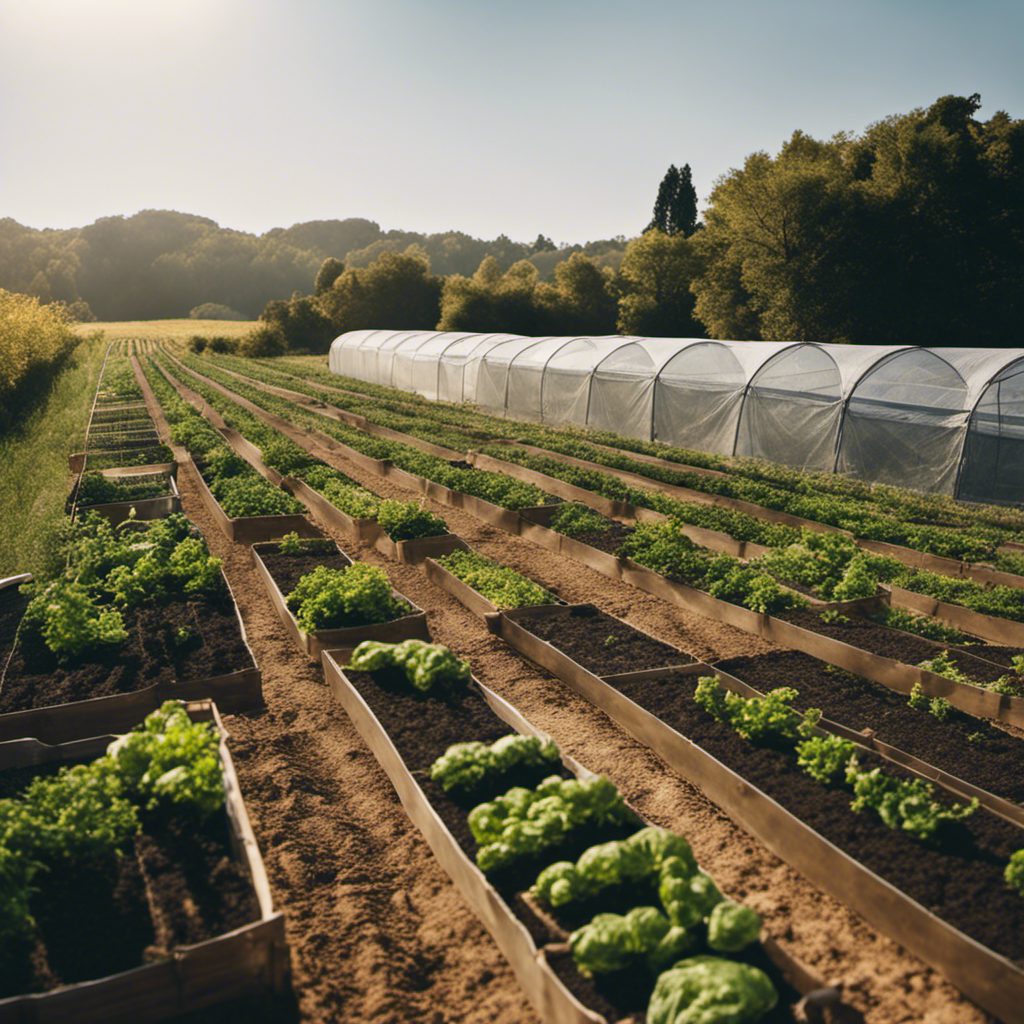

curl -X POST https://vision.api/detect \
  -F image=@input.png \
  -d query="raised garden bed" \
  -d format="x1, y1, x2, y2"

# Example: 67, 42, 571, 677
251, 539, 428, 659
0, 700, 288, 1023
714, 649, 1024, 813
186, 454, 318, 545
0, 565, 261, 744
321, 649, 828, 1024
71, 471, 182, 526
489, 615, 1024, 1023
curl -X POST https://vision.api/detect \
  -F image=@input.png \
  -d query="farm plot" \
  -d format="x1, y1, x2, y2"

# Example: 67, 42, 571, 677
9, 339, 1021, 1023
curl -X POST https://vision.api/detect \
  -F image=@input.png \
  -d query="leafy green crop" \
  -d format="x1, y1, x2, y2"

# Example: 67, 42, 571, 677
0, 701, 225, 941
286, 563, 408, 632
429, 734, 560, 795
437, 549, 555, 609
376, 500, 449, 541
21, 579, 128, 662
349, 639, 471, 692
468, 774, 639, 874
1006, 849, 1024, 898
549, 502, 611, 538
647, 956, 777, 1024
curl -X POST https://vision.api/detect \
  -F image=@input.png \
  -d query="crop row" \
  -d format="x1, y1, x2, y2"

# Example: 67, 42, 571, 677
225, 352, 1024, 543
165, 353, 1024, 636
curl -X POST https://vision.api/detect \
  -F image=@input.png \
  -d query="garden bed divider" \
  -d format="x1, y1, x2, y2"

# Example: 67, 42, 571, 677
490, 612, 1024, 1024
883, 583, 1024, 647
321, 649, 829, 1024
250, 542, 428, 660
0, 567, 262, 743
0, 699, 288, 1024
372, 530, 470, 565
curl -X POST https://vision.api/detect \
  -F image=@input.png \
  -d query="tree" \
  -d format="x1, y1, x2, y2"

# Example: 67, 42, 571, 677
319, 246, 443, 334
530, 234, 557, 253
314, 257, 345, 296
647, 163, 698, 236
617, 231, 705, 337
691, 94, 1024, 346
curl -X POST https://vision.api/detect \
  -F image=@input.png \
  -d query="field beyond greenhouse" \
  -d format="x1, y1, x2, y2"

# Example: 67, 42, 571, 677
5, 325, 1024, 1024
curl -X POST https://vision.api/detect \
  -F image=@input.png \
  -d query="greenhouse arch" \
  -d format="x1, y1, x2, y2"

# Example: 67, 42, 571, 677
328, 331, 1024, 504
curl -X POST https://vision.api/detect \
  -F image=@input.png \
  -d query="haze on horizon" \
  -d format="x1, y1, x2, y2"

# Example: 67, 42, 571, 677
3, 0, 1023, 245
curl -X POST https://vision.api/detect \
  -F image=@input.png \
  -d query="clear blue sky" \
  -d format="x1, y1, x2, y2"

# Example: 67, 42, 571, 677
3, 0, 1022, 246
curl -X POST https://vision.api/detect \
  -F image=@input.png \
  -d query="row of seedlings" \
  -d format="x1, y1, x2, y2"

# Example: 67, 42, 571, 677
71, 346, 180, 524
194, 350, 1024, 575
320, 637, 841, 1023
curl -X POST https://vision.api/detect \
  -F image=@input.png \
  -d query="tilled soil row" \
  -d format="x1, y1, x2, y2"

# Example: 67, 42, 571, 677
171, 422, 996, 1024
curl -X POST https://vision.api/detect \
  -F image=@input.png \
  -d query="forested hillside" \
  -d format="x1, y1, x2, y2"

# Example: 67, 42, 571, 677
0, 212, 626, 323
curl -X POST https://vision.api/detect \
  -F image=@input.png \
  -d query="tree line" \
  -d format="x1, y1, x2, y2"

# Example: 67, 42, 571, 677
240, 93, 1024, 355
0, 211, 626, 323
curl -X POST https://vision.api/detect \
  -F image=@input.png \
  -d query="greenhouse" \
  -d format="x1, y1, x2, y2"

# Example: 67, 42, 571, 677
329, 330, 1024, 504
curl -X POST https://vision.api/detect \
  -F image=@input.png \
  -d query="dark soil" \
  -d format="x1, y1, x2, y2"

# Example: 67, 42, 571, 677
782, 609, 1010, 683
253, 540, 350, 598
562, 521, 635, 555
0, 595, 253, 712
715, 650, 1024, 806
510, 603, 693, 676
0, 761, 259, 998
608, 669, 1024, 964
0, 584, 30, 675
955, 644, 1024, 670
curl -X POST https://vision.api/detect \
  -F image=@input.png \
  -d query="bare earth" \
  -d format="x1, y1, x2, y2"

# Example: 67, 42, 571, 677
173, 435, 997, 1024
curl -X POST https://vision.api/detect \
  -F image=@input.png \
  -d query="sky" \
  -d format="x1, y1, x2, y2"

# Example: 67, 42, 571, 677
3, 0, 1023, 247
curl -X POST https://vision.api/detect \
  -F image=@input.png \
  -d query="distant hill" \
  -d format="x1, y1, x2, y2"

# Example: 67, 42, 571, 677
0, 210, 628, 321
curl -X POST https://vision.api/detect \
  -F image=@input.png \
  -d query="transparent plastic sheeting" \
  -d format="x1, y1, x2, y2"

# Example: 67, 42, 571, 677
328, 332, 1024, 503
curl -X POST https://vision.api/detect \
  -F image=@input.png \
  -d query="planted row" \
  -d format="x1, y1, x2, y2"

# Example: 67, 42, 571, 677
205, 352, 1024, 558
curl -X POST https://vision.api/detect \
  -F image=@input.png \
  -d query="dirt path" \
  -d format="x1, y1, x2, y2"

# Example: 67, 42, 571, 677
173, 435, 996, 1024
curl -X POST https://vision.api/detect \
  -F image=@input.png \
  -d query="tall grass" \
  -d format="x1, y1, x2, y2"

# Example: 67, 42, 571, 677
0, 336, 107, 578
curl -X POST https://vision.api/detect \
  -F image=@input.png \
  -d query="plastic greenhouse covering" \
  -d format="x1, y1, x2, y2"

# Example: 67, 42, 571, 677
329, 331, 1024, 504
